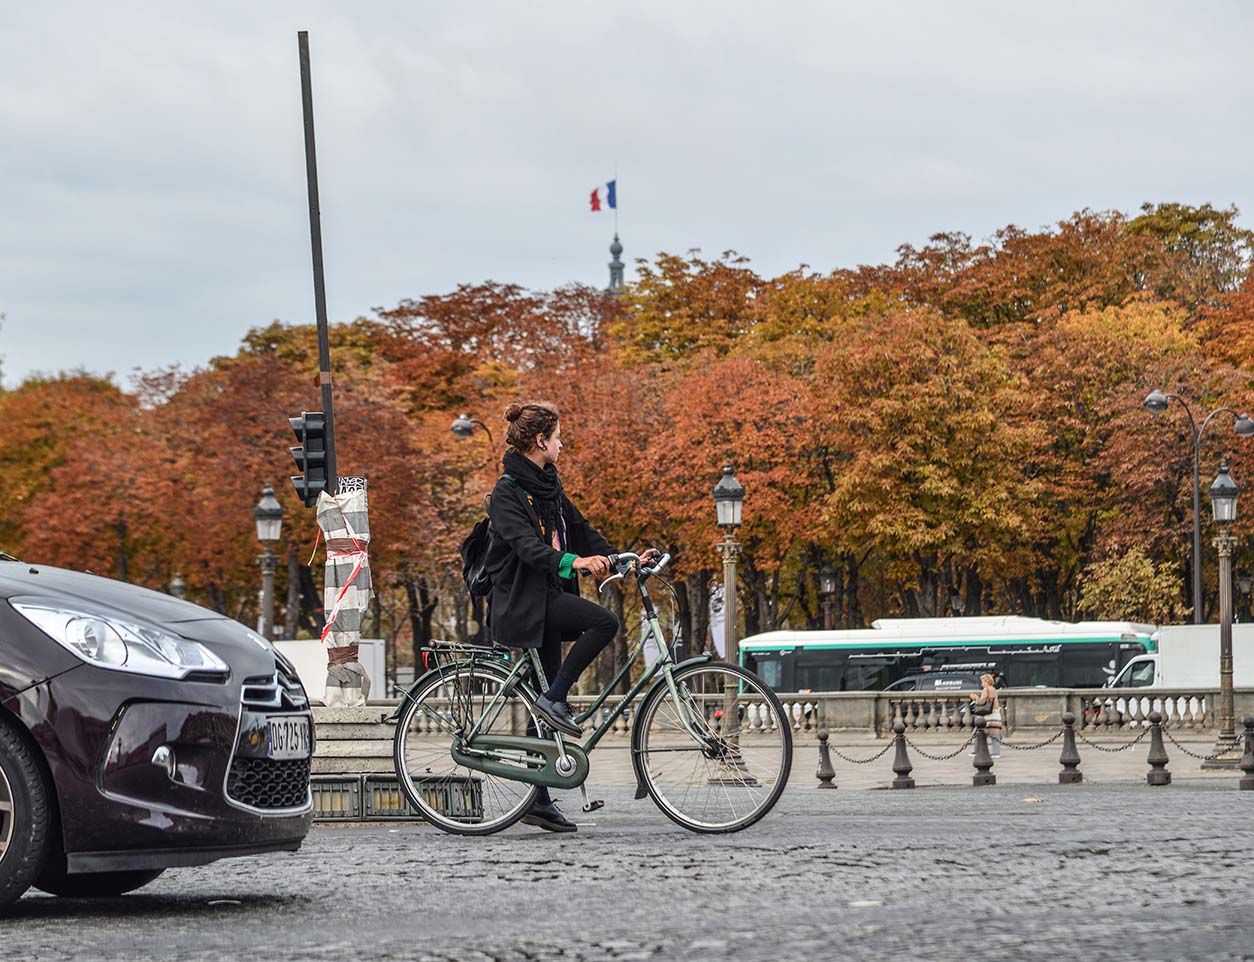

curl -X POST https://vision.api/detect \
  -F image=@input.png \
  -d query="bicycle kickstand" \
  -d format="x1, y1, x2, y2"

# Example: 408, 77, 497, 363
579, 783, 604, 814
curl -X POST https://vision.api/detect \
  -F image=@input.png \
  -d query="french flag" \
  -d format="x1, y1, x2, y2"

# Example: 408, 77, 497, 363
589, 180, 617, 212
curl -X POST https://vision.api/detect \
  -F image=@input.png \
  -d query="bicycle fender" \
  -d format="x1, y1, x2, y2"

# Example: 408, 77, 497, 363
386, 658, 480, 721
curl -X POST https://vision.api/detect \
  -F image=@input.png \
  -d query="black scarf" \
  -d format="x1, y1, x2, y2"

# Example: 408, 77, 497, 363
502, 450, 566, 548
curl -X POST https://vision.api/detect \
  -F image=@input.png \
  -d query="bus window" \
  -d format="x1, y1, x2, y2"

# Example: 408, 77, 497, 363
1008, 656, 1059, 687
753, 656, 784, 690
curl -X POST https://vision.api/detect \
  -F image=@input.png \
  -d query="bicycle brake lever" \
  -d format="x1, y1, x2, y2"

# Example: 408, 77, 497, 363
597, 572, 624, 594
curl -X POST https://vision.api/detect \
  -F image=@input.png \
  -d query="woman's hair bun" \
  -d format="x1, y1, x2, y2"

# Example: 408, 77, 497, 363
503, 403, 524, 422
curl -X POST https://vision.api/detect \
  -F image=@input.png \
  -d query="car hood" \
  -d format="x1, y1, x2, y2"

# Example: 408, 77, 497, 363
0, 562, 229, 626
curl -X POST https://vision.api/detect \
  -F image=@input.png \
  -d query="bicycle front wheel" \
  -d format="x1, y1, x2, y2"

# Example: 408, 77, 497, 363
393, 661, 539, 835
631, 661, 791, 833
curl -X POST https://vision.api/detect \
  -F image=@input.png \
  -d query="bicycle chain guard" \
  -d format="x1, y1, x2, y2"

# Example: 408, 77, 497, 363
450, 734, 591, 790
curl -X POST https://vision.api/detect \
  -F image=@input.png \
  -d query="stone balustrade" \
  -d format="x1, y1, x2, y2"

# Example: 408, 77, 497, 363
312, 688, 1254, 777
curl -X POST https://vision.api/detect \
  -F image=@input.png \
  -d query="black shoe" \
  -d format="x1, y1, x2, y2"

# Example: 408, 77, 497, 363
534, 695, 582, 737
521, 799, 577, 833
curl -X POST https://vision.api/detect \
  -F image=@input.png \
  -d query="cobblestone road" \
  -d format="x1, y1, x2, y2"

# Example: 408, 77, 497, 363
6, 778, 1254, 961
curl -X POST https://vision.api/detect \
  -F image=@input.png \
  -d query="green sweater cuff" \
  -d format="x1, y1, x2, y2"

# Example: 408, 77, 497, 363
557, 553, 578, 580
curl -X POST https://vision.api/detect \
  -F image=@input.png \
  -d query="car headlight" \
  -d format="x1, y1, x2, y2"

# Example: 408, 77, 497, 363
10, 598, 230, 680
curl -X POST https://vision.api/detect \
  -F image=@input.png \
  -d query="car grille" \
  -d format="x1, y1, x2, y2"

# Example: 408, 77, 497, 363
241, 660, 309, 711
226, 756, 311, 811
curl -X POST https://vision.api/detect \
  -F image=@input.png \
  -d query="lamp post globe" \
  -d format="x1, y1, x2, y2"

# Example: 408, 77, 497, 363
1144, 389, 1170, 414
451, 413, 495, 446
1237, 414, 1254, 437
254, 484, 284, 544
819, 563, 836, 631
1210, 462, 1239, 525
712, 464, 745, 530
169, 573, 186, 600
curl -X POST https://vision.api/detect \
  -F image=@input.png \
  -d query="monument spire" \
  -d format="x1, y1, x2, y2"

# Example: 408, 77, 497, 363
607, 233, 624, 294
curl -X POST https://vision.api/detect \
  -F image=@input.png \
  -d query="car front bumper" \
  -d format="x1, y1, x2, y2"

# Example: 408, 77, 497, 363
4, 654, 314, 874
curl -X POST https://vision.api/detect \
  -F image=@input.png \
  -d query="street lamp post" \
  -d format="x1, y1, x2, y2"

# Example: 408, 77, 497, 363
1144, 390, 1254, 622
1205, 462, 1240, 767
712, 464, 747, 780
819, 563, 836, 630
254, 484, 285, 640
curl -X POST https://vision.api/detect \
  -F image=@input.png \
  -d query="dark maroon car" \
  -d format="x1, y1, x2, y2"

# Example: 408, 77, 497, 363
0, 558, 313, 908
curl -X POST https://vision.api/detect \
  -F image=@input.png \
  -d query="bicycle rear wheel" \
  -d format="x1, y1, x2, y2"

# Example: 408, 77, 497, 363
393, 661, 538, 835
631, 661, 791, 833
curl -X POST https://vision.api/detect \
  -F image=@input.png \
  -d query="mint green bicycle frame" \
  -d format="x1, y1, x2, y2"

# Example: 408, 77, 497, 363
459, 613, 714, 753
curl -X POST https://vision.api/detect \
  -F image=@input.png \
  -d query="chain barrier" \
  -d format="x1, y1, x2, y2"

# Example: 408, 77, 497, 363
828, 741, 895, 765
904, 734, 976, 760
999, 730, 1064, 751
1074, 727, 1150, 753
1161, 727, 1244, 761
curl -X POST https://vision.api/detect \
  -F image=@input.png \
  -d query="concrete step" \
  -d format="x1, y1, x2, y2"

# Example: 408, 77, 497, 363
314, 739, 393, 759
312, 706, 396, 725
316, 723, 396, 740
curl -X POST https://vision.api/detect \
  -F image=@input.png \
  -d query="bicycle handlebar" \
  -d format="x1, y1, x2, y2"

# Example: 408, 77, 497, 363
598, 551, 670, 593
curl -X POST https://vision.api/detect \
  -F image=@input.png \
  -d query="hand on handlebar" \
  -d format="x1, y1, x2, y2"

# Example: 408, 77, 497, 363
573, 555, 612, 579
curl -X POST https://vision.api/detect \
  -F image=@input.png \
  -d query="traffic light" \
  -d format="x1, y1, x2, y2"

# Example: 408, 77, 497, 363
289, 412, 327, 507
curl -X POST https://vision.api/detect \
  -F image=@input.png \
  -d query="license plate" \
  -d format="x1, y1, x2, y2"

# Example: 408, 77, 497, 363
267, 715, 311, 760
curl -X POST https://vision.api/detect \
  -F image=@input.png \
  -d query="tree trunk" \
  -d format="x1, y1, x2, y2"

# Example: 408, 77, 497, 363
673, 578, 691, 662
297, 564, 325, 636
843, 553, 864, 628
963, 564, 983, 617
116, 517, 129, 583
609, 582, 628, 695
284, 544, 300, 640
688, 570, 712, 656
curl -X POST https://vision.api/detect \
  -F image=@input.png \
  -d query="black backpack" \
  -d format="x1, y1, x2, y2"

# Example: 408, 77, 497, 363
459, 474, 515, 598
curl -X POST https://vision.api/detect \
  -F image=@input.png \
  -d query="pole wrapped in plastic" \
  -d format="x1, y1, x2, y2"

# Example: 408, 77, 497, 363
316, 477, 372, 705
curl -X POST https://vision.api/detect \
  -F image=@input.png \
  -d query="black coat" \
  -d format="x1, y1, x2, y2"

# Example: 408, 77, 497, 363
485, 474, 615, 649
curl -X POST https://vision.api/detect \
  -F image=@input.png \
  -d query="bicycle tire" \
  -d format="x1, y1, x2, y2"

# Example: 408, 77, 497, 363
393, 661, 539, 836
631, 661, 791, 834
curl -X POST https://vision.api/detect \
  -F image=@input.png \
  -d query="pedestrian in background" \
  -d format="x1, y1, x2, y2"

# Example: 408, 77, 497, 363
969, 673, 1002, 758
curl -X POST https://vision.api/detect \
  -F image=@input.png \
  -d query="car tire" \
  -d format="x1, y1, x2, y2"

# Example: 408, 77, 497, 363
0, 721, 51, 911
34, 868, 164, 898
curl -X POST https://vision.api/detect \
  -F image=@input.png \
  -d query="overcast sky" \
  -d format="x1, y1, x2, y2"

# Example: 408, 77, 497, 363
3, 1, 1253, 387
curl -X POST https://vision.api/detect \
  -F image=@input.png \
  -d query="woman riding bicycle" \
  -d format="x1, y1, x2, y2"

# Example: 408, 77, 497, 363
485, 401, 657, 832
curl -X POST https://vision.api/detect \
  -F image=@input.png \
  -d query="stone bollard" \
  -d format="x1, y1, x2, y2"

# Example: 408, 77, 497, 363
815, 728, 837, 789
891, 721, 915, 789
1146, 710, 1171, 787
972, 716, 996, 787
1059, 711, 1083, 784
1240, 717, 1254, 791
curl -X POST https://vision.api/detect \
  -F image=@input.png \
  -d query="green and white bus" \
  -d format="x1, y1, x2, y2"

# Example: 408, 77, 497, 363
738, 616, 1156, 692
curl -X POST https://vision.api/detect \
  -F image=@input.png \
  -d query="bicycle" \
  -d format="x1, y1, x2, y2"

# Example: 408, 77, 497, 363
391, 551, 792, 835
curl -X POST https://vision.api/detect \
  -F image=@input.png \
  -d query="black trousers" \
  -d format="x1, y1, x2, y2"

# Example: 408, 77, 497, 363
537, 590, 620, 689
526, 591, 617, 807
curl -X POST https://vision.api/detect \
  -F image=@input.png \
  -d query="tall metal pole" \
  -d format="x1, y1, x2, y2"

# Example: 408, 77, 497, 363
259, 546, 278, 640
1217, 530, 1237, 749
1191, 436, 1203, 624
719, 532, 742, 757
298, 31, 337, 496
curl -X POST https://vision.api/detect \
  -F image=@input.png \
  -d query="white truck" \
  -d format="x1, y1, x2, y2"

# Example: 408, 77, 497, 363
1105, 623, 1254, 689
